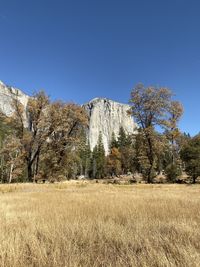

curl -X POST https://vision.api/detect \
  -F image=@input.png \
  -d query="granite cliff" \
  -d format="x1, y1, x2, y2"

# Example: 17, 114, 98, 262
0, 81, 29, 117
83, 98, 137, 154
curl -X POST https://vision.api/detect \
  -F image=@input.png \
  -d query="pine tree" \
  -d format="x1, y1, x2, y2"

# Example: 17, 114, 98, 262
118, 127, 128, 148
180, 135, 200, 183
110, 132, 118, 149
78, 130, 91, 177
91, 145, 98, 178
117, 127, 134, 174
91, 133, 106, 178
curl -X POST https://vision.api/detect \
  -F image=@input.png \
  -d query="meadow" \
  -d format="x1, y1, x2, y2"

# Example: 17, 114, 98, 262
0, 182, 200, 267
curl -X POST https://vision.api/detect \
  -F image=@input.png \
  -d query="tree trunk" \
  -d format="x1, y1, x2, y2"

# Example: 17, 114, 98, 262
147, 164, 154, 183
192, 175, 196, 184
27, 148, 40, 182
0, 155, 4, 182
36, 153, 39, 175
145, 132, 154, 183
9, 163, 14, 183
27, 162, 32, 182
33, 153, 40, 183
85, 160, 89, 178
93, 160, 96, 178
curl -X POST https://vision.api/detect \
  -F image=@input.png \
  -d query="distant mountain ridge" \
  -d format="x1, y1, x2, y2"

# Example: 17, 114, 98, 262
0, 81, 137, 154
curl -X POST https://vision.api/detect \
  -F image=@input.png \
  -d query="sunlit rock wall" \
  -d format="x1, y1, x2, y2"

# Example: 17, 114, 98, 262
83, 98, 137, 154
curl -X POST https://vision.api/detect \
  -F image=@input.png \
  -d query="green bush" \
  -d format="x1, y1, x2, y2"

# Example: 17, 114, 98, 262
165, 163, 182, 183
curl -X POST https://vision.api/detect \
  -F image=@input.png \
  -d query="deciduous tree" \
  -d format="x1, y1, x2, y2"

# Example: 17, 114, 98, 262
129, 84, 182, 183
39, 101, 88, 180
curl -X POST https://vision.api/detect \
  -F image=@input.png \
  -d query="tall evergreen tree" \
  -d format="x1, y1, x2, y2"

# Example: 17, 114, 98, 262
110, 132, 118, 149
91, 133, 106, 178
78, 131, 91, 177
180, 135, 200, 183
118, 127, 128, 148
117, 127, 134, 174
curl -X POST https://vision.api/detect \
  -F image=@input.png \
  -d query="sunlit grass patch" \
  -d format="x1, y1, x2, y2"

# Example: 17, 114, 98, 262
0, 182, 200, 267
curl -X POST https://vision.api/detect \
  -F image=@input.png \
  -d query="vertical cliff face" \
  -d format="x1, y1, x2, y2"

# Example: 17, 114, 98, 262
0, 81, 29, 117
83, 98, 137, 154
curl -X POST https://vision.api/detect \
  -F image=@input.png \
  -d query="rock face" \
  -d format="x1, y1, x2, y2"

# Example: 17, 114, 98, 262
0, 81, 29, 117
83, 98, 137, 154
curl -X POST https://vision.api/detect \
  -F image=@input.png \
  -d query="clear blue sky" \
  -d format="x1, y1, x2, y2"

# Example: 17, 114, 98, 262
0, 0, 199, 135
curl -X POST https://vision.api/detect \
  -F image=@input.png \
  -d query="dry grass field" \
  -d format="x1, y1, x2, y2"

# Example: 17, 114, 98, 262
0, 182, 200, 267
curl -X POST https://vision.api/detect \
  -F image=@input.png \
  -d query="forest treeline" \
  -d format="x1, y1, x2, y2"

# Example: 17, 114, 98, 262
0, 84, 199, 184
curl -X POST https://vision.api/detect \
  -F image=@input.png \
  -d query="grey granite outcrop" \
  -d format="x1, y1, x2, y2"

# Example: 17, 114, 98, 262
83, 98, 137, 154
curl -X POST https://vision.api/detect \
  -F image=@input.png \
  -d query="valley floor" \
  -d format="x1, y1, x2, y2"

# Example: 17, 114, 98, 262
0, 182, 200, 267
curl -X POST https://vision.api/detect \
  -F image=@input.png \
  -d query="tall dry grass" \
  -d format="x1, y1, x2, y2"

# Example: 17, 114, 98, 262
0, 182, 200, 267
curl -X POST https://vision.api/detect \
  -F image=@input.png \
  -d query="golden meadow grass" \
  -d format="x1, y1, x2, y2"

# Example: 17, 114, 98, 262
0, 182, 200, 267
